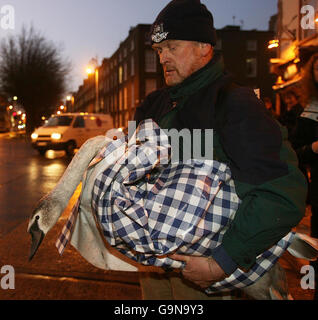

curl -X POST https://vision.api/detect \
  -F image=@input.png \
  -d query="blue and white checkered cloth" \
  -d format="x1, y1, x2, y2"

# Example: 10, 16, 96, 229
57, 119, 294, 292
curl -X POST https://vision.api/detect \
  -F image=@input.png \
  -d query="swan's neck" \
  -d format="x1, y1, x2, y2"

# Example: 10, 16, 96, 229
48, 136, 111, 210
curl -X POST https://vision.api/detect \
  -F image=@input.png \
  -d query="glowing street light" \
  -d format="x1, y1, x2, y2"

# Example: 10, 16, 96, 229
86, 67, 94, 75
86, 62, 99, 112
268, 39, 279, 49
13, 96, 18, 101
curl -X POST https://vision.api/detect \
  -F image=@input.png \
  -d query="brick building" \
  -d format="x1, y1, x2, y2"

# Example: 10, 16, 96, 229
73, 24, 164, 128
215, 25, 275, 99
73, 24, 275, 128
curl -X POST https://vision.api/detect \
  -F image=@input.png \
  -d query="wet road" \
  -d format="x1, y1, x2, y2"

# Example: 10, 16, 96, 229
0, 132, 70, 237
0, 132, 142, 300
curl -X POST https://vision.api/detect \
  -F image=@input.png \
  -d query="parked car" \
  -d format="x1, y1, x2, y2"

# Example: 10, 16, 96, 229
31, 113, 115, 156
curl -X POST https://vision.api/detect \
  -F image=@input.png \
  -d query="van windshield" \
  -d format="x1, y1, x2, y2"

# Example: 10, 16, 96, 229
44, 116, 73, 127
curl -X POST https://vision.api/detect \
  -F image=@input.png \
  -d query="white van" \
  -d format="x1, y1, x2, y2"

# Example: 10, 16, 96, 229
31, 113, 115, 156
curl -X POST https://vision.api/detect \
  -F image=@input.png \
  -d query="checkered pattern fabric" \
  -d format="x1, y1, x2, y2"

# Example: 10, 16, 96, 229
56, 198, 80, 255
57, 119, 294, 292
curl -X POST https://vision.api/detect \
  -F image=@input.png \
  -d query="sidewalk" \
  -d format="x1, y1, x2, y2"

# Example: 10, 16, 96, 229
0, 188, 315, 300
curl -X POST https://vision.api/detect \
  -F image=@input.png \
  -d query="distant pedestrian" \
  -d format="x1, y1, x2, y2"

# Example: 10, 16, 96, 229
278, 88, 303, 139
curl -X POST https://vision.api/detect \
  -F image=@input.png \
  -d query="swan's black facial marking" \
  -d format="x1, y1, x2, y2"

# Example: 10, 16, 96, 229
28, 218, 44, 261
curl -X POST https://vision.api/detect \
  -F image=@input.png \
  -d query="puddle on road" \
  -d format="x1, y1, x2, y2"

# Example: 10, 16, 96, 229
44, 149, 79, 160
45, 150, 67, 159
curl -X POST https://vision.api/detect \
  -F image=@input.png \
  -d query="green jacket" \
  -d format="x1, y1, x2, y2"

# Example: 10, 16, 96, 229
134, 58, 307, 273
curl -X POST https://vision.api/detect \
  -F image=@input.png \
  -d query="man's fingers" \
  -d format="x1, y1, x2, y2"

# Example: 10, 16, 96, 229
170, 253, 190, 263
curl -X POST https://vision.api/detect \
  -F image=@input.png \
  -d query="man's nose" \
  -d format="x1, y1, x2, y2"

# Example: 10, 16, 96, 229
159, 48, 169, 65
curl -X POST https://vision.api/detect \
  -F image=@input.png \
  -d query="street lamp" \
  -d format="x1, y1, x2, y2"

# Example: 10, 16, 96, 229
86, 67, 93, 75
86, 60, 99, 113
268, 39, 279, 49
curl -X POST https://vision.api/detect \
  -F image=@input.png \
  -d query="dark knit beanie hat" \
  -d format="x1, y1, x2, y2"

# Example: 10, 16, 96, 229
150, 0, 217, 46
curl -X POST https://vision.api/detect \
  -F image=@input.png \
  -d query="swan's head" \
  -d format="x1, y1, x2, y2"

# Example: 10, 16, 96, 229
27, 196, 63, 261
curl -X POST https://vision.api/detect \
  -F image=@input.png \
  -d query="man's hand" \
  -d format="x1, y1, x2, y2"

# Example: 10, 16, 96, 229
170, 254, 227, 289
312, 141, 318, 154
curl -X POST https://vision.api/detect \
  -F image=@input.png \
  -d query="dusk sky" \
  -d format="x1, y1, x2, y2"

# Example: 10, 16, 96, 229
0, 0, 278, 93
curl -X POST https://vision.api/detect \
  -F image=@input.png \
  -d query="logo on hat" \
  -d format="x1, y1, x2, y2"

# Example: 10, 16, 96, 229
151, 23, 169, 43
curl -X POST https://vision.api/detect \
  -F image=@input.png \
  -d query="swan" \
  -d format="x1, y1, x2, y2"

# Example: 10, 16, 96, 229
27, 135, 113, 260
27, 132, 318, 300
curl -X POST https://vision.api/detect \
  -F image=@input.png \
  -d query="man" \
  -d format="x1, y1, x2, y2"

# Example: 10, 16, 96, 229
279, 89, 303, 139
134, 0, 307, 299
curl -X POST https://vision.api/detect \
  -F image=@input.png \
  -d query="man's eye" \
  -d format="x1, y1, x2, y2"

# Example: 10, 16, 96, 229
155, 49, 162, 55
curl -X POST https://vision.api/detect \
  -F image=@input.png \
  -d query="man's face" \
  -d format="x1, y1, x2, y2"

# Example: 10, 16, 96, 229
152, 40, 205, 86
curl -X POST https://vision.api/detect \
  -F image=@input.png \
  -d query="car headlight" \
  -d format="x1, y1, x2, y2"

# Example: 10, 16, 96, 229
51, 133, 62, 140
31, 133, 38, 140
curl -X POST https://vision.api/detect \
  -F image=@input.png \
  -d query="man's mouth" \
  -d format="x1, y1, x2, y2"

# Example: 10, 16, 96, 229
165, 69, 176, 76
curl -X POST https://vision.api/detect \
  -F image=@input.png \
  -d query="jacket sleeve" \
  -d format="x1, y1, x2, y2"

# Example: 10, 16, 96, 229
211, 88, 307, 272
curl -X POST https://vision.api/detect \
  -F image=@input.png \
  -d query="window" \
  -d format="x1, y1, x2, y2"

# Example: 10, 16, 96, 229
145, 50, 157, 72
145, 79, 157, 96
246, 58, 257, 78
131, 56, 135, 76
130, 39, 135, 51
114, 93, 118, 112
247, 40, 257, 51
123, 111, 129, 128
73, 116, 85, 128
131, 83, 135, 108
44, 116, 73, 127
145, 32, 151, 45
119, 89, 123, 110
118, 66, 123, 84
124, 87, 128, 110
215, 39, 222, 50
124, 62, 127, 81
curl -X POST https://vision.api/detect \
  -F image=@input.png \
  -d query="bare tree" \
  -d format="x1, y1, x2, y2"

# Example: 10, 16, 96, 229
0, 26, 71, 136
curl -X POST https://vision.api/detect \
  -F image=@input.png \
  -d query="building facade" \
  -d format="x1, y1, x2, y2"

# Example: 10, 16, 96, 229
215, 26, 275, 99
73, 23, 276, 128
270, 0, 318, 91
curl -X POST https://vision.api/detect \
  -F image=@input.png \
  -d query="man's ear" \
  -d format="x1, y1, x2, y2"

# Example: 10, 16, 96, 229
199, 43, 213, 58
